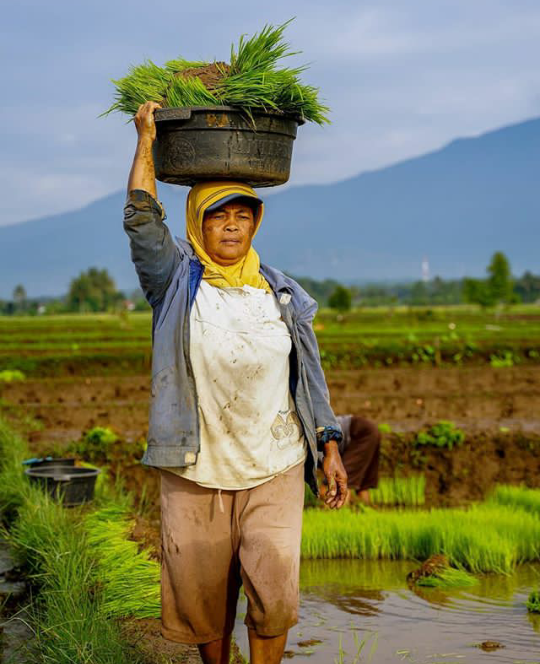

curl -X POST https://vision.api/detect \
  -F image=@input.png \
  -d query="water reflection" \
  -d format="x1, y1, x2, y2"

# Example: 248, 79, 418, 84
233, 560, 540, 663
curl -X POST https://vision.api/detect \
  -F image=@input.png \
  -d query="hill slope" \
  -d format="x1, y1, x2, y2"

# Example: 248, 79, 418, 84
1, 117, 539, 297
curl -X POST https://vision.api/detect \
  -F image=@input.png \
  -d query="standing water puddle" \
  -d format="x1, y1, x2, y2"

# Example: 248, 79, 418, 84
233, 560, 540, 663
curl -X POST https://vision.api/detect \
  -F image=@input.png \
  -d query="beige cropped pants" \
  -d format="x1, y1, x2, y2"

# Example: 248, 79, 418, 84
159, 462, 305, 644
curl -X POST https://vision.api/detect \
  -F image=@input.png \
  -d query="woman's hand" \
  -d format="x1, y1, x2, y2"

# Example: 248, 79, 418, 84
322, 441, 348, 509
134, 101, 162, 143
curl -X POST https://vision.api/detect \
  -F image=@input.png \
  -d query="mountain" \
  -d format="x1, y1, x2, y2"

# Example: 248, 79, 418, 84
1, 117, 539, 297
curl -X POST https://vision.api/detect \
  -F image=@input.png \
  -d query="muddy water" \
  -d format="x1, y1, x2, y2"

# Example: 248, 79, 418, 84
233, 560, 540, 663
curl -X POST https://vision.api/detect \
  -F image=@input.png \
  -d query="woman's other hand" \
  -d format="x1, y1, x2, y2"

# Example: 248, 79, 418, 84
322, 441, 348, 509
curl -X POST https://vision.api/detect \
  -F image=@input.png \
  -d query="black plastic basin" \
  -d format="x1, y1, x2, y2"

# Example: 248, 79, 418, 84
153, 106, 303, 187
25, 465, 100, 507
23, 457, 76, 469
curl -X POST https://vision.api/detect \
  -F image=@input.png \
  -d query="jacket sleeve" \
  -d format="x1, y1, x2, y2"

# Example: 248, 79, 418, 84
296, 293, 343, 451
123, 189, 181, 307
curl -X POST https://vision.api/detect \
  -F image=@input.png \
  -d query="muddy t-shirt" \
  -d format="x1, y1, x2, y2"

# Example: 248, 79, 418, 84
164, 280, 306, 490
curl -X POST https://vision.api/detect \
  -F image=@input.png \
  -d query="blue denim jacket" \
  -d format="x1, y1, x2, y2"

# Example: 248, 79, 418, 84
123, 189, 341, 495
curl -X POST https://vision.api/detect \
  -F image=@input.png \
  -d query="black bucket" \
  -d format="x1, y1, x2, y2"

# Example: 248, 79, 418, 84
25, 465, 100, 507
23, 457, 76, 469
153, 106, 304, 187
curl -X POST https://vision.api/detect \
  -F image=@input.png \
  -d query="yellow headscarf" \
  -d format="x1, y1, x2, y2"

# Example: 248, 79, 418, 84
186, 180, 272, 293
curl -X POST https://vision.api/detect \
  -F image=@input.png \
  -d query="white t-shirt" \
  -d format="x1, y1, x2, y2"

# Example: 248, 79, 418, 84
166, 280, 306, 489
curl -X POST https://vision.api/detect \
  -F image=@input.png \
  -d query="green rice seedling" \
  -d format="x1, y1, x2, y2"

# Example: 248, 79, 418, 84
371, 475, 426, 507
335, 631, 378, 664
414, 420, 465, 450
415, 567, 478, 588
103, 20, 330, 124
489, 484, 540, 517
527, 589, 540, 613
164, 58, 207, 73
105, 59, 173, 117
10, 492, 143, 664
85, 502, 161, 619
0, 419, 31, 521
166, 74, 218, 108
304, 483, 319, 508
301, 503, 540, 574
0, 417, 151, 663
0, 369, 25, 382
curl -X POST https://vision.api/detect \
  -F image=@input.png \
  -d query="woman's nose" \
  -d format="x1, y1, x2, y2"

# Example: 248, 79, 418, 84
224, 216, 240, 230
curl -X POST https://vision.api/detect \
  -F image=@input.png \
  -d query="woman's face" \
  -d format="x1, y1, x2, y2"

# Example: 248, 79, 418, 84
202, 202, 257, 266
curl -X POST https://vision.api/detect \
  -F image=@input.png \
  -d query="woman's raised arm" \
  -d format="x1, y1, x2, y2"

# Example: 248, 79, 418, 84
123, 102, 181, 307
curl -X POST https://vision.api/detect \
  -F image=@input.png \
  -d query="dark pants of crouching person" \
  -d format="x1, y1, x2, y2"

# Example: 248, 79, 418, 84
336, 415, 381, 500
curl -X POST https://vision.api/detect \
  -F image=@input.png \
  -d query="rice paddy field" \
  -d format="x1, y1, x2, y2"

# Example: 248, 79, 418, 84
1, 304, 540, 662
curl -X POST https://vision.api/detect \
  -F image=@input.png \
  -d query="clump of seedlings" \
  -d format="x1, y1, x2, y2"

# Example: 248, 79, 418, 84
0, 369, 25, 382
407, 554, 477, 588
414, 420, 465, 450
527, 589, 540, 613
371, 474, 426, 507
103, 20, 330, 125
489, 484, 540, 517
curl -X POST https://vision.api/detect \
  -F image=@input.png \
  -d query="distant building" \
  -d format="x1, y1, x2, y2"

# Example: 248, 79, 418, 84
422, 257, 430, 282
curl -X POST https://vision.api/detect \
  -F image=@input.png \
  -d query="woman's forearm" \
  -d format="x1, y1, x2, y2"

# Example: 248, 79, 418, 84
126, 101, 161, 200
127, 135, 157, 199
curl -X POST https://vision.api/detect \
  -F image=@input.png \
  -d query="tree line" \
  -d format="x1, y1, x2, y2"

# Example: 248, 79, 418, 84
1, 252, 539, 315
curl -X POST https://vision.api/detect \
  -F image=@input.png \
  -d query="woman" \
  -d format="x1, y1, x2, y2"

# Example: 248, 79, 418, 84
123, 101, 348, 664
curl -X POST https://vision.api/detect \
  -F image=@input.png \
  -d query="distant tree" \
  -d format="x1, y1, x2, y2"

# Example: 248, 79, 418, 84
487, 251, 513, 304
13, 284, 27, 311
514, 271, 540, 303
328, 285, 352, 312
288, 275, 342, 307
408, 281, 429, 306
462, 278, 495, 307
67, 268, 122, 312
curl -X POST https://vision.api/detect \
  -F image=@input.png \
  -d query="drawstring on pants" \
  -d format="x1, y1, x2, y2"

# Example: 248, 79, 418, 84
217, 489, 224, 514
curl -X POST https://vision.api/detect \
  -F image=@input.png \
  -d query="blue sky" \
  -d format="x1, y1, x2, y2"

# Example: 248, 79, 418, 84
1, 0, 539, 227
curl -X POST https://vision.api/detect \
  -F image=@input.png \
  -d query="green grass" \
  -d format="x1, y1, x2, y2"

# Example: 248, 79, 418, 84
301, 501, 540, 574
371, 475, 426, 507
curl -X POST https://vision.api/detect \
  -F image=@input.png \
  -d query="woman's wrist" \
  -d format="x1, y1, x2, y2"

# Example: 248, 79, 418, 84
323, 440, 340, 456
316, 425, 343, 453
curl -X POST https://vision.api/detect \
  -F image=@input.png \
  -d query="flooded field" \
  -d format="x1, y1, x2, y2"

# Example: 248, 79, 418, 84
1, 309, 540, 662
235, 561, 540, 663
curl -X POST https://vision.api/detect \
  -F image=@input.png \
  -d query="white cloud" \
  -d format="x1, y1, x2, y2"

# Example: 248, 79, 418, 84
1, 0, 540, 224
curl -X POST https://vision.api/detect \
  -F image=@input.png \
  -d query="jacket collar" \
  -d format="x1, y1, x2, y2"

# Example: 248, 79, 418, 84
175, 238, 292, 294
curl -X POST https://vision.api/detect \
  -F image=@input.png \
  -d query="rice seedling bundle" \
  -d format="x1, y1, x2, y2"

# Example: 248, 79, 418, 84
103, 20, 329, 125
527, 589, 540, 613
415, 567, 478, 588
85, 502, 161, 619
